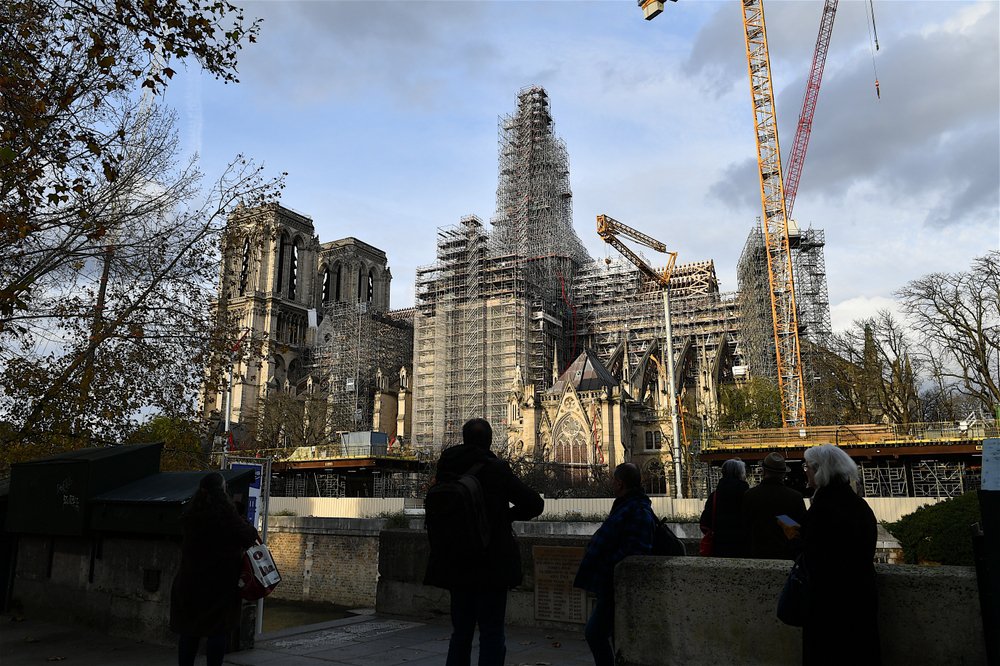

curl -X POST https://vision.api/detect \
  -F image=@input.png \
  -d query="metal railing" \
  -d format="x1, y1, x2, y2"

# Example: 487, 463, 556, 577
704, 419, 999, 451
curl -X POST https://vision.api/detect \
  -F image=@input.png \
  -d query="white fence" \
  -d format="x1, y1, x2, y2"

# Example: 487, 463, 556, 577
267, 495, 944, 523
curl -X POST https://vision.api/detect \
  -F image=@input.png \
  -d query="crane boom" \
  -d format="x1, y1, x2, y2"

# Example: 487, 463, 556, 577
596, 213, 683, 496
596, 214, 677, 285
783, 0, 838, 218
741, 0, 807, 428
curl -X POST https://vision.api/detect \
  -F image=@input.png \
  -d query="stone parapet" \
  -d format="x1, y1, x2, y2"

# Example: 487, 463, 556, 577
615, 557, 984, 666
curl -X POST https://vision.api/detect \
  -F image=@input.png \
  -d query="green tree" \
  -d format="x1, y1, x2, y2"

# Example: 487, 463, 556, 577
718, 377, 782, 429
126, 415, 207, 471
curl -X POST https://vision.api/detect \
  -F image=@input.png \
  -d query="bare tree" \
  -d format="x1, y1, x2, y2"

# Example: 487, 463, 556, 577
817, 310, 922, 425
898, 252, 1000, 416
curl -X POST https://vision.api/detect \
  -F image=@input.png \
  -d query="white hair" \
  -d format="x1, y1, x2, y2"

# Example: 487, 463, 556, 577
804, 444, 859, 488
721, 458, 746, 481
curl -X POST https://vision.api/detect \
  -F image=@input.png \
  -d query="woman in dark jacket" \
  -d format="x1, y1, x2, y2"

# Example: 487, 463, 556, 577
800, 444, 880, 665
170, 472, 258, 666
700, 458, 750, 557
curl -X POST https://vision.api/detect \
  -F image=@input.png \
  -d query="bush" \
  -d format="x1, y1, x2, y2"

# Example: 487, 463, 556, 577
886, 492, 981, 565
271, 509, 297, 517
373, 510, 410, 528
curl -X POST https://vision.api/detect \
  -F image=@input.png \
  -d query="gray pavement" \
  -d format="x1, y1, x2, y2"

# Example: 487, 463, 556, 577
1, 612, 592, 666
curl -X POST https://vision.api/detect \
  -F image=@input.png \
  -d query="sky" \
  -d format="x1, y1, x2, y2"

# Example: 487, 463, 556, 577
164, 0, 1000, 332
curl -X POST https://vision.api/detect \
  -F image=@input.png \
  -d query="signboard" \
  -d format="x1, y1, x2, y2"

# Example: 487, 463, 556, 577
533, 545, 588, 623
983, 438, 1000, 491
231, 462, 263, 529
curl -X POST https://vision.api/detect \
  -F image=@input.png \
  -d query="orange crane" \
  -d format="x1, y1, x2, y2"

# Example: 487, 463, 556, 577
641, 0, 807, 428
596, 214, 684, 497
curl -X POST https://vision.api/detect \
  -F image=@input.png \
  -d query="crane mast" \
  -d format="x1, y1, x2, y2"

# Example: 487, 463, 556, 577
740, 0, 807, 427
784, 0, 838, 218
596, 214, 684, 496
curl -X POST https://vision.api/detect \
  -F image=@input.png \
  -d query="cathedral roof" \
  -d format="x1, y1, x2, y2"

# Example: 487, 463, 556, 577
550, 349, 619, 394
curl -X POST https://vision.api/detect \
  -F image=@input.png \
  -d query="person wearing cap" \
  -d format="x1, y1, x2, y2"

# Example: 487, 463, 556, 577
741, 452, 807, 560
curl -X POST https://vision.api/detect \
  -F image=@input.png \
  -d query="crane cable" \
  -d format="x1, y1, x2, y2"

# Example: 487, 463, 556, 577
865, 0, 881, 99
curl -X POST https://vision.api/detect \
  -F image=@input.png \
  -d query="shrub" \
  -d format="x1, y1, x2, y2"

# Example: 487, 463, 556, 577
373, 510, 410, 528
886, 492, 981, 565
271, 509, 297, 517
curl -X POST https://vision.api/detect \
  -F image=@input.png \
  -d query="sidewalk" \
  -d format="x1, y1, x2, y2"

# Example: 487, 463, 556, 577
1, 612, 593, 666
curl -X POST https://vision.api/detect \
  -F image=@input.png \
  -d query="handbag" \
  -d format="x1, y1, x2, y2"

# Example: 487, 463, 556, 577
777, 555, 809, 626
699, 493, 717, 556
238, 541, 282, 601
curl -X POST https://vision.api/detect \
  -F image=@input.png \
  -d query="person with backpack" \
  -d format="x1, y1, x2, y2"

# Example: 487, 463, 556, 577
573, 463, 656, 666
423, 418, 544, 666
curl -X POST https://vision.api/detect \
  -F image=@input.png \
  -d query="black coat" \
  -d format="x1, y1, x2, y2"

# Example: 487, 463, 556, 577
169, 503, 258, 637
742, 477, 807, 560
801, 481, 880, 665
424, 444, 543, 590
700, 476, 749, 557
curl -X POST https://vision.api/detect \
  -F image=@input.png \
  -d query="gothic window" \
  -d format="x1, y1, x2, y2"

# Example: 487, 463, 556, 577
275, 234, 287, 294
334, 262, 342, 301
357, 266, 366, 302
645, 430, 663, 451
287, 241, 299, 301
239, 236, 251, 296
367, 268, 375, 303
642, 459, 669, 496
553, 416, 589, 467
322, 266, 331, 304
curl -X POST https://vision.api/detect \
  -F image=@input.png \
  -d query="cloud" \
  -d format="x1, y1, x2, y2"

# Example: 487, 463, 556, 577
700, 2, 999, 228
830, 295, 903, 333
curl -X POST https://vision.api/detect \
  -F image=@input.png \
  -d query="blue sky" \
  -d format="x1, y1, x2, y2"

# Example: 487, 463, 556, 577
164, 0, 999, 331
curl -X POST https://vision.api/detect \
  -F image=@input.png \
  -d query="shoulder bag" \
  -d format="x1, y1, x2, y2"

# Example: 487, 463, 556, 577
776, 554, 809, 626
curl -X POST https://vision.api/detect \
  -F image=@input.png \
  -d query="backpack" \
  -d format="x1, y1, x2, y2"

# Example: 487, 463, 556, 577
425, 462, 491, 560
651, 514, 686, 556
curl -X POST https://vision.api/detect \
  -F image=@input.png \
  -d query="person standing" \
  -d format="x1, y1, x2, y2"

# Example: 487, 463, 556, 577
574, 463, 656, 666
170, 472, 258, 666
800, 444, 881, 665
742, 452, 807, 560
424, 418, 544, 666
699, 458, 750, 557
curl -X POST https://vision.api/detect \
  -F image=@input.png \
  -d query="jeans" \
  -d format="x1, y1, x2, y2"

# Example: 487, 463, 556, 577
178, 633, 226, 666
584, 591, 615, 666
446, 585, 508, 666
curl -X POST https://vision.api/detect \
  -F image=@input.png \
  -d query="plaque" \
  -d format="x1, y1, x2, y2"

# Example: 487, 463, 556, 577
533, 545, 588, 623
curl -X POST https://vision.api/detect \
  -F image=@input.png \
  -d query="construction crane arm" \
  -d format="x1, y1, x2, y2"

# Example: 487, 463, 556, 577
783, 0, 838, 218
596, 214, 676, 286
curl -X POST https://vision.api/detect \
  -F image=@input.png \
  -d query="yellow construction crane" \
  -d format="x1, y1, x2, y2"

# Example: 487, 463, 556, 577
596, 214, 684, 497
641, 0, 808, 428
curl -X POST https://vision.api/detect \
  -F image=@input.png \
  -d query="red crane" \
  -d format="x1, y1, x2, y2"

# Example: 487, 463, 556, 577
783, 0, 838, 219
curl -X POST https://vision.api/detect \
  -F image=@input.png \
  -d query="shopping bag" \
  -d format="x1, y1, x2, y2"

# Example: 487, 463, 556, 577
238, 542, 281, 601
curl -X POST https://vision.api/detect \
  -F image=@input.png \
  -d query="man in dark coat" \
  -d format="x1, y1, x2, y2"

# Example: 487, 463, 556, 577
574, 463, 655, 666
424, 418, 544, 666
742, 452, 807, 559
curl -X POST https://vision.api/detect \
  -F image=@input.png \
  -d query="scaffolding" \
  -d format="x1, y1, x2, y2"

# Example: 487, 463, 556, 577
860, 460, 909, 497
737, 223, 832, 416
911, 460, 966, 498
413, 87, 591, 451
313, 301, 414, 437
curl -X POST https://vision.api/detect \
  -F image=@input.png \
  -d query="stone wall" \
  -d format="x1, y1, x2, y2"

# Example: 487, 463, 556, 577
266, 517, 385, 608
376, 528, 594, 627
12, 534, 181, 645
615, 557, 985, 666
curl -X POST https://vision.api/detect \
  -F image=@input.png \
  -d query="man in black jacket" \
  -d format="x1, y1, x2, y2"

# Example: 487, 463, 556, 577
741, 452, 807, 559
424, 418, 544, 666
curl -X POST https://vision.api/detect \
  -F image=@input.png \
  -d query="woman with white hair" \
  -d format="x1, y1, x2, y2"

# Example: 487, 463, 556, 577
699, 458, 749, 557
800, 444, 880, 665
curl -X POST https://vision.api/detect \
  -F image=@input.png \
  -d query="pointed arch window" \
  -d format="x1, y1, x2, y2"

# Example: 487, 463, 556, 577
275, 234, 287, 294
288, 242, 299, 300
357, 266, 366, 302
367, 269, 375, 302
239, 236, 251, 296
322, 266, 331, 304
334, 262, 342, 301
